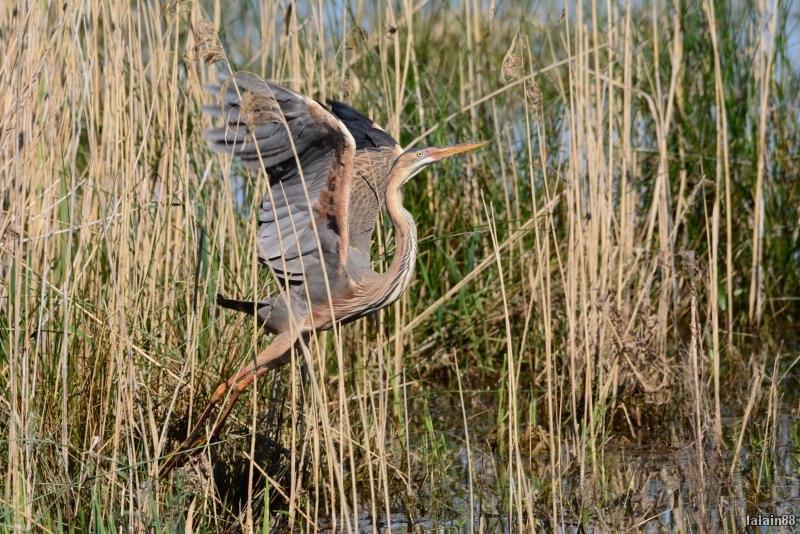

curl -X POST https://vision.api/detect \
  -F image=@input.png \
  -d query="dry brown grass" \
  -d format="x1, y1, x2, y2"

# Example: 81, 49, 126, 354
1, 0, 798, 531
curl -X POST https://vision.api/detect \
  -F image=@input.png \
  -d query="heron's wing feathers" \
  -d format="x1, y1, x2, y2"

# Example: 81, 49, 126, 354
326, 101, 400, 151
203, 73, 356, 281
327, 101, 402, 256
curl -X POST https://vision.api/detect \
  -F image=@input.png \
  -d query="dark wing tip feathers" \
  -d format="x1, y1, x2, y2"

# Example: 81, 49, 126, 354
216, 294, 256, 314
217, 293, 275, 316
327, 100, 398, 151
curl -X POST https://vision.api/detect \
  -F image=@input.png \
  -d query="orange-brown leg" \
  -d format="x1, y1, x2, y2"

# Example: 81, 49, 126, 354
159, 330, 301, 477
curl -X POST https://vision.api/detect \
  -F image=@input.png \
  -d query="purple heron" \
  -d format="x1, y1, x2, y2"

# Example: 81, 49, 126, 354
160, 73, 486, 476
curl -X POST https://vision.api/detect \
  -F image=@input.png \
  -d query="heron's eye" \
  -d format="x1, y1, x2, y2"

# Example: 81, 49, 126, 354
416, 151, 423, 158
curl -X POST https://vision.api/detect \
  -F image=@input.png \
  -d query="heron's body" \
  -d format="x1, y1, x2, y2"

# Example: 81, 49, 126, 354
160, 73, 485, 475
219, 150, 418, 337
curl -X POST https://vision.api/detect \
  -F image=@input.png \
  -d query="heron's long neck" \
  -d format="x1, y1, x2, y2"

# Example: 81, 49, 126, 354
376, 183, 418, 306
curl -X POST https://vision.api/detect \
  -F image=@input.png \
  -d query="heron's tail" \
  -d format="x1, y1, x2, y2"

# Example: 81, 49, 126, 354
216, 294, 271, 316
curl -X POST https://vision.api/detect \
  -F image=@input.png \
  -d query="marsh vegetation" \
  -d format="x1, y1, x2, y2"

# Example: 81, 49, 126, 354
1, 0, 799, 531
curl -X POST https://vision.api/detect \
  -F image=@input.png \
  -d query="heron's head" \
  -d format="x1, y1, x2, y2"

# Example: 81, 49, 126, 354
395, 141, 489, 185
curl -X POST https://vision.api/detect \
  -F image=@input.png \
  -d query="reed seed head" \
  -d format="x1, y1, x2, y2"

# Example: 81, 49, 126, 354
339, 77, 354, 104
345, 27, 368, 50
526, 80, 543, 111
240, 90, 282, 130
501, 31, 522, 82
192, 17, 225, 65
161, 0, 188, 15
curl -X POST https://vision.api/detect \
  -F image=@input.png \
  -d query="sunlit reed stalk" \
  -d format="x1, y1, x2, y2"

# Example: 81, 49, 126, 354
1, 0, 797, 531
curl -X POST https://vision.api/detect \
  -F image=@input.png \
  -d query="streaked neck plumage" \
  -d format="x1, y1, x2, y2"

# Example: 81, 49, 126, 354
355, 163, 418, 313
380, 181, 418, 304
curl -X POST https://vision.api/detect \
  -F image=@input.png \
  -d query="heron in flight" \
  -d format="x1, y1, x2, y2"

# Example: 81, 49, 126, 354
160, 73, 486, 476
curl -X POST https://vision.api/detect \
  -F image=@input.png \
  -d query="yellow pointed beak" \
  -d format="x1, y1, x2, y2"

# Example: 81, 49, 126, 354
429, 140, 490, 160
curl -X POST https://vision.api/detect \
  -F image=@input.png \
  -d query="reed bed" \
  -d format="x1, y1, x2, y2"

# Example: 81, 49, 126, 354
1, 0, 798, 531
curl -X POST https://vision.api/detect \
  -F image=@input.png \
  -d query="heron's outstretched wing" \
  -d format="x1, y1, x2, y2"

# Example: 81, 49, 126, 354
326, 101, 403, 256
203, 73, 355, 281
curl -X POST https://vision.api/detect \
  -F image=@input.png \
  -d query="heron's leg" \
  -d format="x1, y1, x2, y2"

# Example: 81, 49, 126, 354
207, 359, 280, 439
208, 332, 310, 435
159, 330, 299, 477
